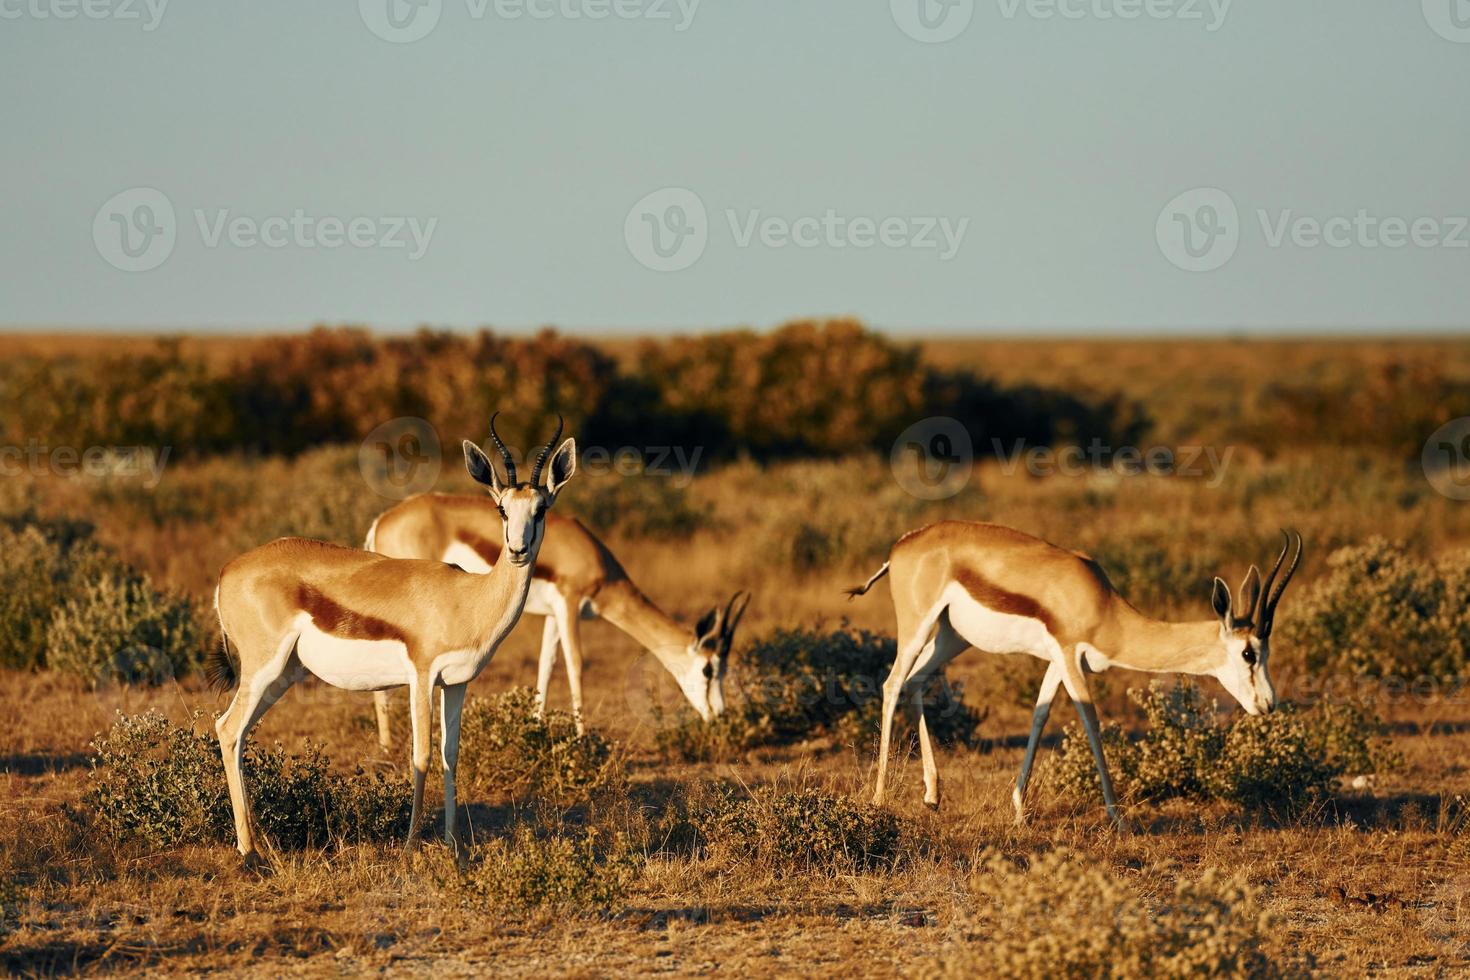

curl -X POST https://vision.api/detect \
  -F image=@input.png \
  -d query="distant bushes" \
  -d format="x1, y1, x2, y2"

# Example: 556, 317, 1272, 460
86, 711, 409, 850
0, 515, 204, 679
1051, 685, 1389, 817
0, 320, 1143, 465
656, 627, 985, 762
937, 848, 1288, 978
1281, 538, 1470, 682
1239, 360, 1470, 461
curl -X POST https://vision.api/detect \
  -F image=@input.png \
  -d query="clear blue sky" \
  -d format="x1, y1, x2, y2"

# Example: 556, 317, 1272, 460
2, 1, 1467, 333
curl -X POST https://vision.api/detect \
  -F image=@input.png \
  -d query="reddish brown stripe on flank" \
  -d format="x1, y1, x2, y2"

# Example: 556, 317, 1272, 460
954, 568, 1057, 635
456, 530, 555, 581
295, 584, 406, 644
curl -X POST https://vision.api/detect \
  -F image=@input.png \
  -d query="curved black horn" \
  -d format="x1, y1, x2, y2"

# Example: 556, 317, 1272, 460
1254, 530, 1291, 624
1260, 529, 1303, 636
487, 412, 517, 485
529, 414, 564, 487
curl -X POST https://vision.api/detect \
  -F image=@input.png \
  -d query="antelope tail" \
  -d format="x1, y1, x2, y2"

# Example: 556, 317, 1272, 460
844, 561, 891, 600
206, 584, 239, 693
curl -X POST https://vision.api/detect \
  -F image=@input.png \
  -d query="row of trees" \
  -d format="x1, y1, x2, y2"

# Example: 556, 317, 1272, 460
0, 319, 1148, 462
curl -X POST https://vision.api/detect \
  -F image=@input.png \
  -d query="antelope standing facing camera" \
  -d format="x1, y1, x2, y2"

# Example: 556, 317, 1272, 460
210, 416, 574, 865
364, 438, 749, 740
847, 521, 1302, 826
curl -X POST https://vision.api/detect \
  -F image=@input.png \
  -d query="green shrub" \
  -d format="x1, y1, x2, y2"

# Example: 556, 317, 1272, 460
455, 688, 620, 807
934, 848, 1289, 979
1051, 684, 1389, 817
447, 826, 639, 910
86, 711, 410, 851
1280, 538, 1470, 682
656, 627, 985, 762
45, 571, 203, 684
692, 785, 904, 874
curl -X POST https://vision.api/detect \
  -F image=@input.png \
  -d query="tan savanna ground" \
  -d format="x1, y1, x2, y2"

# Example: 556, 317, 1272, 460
2, 335, 1469, 976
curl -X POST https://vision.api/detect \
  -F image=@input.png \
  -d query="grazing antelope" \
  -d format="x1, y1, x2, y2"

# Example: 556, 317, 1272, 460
847, 521, 1302, 826
364, 435, 748, 742
210, 416, 574, 864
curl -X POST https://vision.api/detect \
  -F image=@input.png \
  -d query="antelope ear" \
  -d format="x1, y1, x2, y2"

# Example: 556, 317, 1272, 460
694, 606, 721, 641
464, 440, 505, 496
545, 438, 576, 500
1236, 565, 1262, 628
1211, 576, 1233, 626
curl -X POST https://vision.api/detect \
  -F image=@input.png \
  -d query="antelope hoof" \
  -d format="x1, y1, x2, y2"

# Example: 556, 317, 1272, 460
240, 850, 268, 875
923, 799, 940, 812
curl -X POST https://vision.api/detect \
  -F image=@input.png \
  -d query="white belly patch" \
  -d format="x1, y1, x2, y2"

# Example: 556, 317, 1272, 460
293, 614, 412, 691
943, 584, 1061, 661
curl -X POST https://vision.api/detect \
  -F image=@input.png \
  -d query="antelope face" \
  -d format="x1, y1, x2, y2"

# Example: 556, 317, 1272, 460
495, 486, 550, 566
463, 414, 576, 568
1208, 530, 1302, 717
679, 592, 750, 721
1214, 627, 1276, 717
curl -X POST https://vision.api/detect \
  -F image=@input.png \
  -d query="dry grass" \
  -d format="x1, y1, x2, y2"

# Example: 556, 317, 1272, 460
2, 335, 1469, 976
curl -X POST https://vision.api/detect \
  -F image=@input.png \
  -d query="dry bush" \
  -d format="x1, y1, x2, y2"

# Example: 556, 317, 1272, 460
691, 784, 904, 875
455, 688, 621, 807
932, 848, 1291, 978
1281, 538, 1470, 682
0, 516, 112, 669
1051, 685, 1389, 817
0, 515, 204, 679
445, 826, 640, 910
45, 573, 202, 684
86, 711, 409, 851
656, 627, 985, 762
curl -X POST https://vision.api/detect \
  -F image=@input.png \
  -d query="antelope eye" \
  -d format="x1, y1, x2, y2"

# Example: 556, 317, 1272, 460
1242, 647, 1257, 666
496, 506, 506, 520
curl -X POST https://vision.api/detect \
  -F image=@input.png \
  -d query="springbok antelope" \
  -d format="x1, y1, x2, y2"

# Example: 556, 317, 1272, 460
210, 416, 574, 864
847, 521, 1302, 826
363, 432, 748, 742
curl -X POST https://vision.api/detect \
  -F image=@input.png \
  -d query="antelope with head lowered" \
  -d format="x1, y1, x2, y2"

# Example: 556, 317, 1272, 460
210, 415, 574, 865
847, 521, 1302, 826
364, 423, 748, 742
